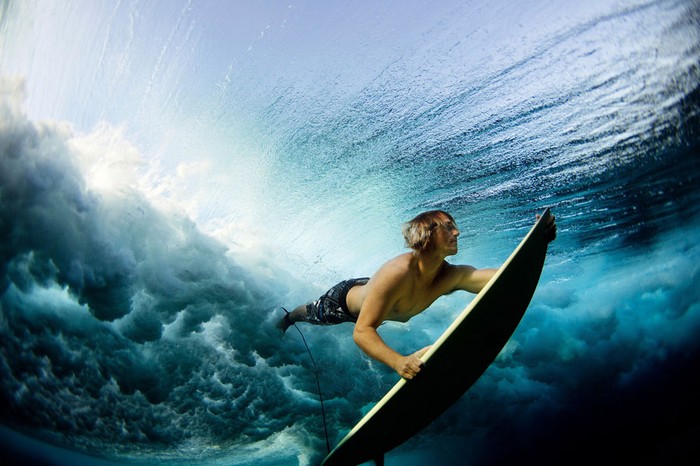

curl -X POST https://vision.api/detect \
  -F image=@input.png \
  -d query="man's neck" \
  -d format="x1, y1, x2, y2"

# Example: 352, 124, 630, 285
412, 249, 446, 283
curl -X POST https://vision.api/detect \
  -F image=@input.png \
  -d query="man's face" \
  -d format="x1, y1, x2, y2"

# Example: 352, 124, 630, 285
431, 215, 460, 255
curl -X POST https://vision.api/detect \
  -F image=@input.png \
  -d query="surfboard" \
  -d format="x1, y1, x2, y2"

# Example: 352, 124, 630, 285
322, 208, 553, 466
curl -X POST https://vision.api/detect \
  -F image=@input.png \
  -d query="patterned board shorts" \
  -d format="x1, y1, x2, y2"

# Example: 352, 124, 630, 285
305, 277, 370, 325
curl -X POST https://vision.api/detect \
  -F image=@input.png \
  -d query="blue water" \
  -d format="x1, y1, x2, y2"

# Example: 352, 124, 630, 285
1, 0, 699, 465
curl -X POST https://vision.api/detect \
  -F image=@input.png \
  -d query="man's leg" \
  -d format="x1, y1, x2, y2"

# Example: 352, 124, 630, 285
277, 303, 310, 333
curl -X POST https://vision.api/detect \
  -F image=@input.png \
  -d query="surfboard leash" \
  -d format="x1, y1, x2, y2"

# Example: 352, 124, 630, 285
282, 308, 332, 454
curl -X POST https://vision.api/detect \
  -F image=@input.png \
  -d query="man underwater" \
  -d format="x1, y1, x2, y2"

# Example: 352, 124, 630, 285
279, 210, 557, 379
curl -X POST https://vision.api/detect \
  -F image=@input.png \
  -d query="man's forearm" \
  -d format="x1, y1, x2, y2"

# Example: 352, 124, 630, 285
353, 326, 401, 370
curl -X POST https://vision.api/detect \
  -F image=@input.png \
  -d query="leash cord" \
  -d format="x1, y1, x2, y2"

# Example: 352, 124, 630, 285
285, 308, 332, 454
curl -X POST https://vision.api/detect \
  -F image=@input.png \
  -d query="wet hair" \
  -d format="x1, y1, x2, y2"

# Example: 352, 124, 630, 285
402, 210, 456, 251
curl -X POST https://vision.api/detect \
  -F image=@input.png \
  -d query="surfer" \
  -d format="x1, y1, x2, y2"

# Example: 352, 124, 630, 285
278, 210, 556, 379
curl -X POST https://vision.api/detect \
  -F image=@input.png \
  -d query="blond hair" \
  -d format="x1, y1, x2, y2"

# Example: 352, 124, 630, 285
402, 210, 456, 251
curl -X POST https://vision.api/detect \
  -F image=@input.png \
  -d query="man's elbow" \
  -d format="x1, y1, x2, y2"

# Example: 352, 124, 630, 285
353, 324, 370, 346
352, 326, 363, 345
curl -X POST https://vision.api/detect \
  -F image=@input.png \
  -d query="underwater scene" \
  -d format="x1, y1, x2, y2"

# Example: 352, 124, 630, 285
1, 0, 699, 465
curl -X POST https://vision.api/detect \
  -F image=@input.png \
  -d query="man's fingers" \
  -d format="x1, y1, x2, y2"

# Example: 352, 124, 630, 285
400, 356, 425, 379
411, 355, 424, 369
537, 213, 557, 243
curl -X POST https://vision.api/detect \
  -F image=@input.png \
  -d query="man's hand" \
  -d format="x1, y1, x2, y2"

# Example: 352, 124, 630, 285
537, 213, 557, 243
394, 346, 431, 380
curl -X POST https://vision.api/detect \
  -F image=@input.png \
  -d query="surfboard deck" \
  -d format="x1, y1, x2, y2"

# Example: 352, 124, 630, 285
322, 208, 552, 466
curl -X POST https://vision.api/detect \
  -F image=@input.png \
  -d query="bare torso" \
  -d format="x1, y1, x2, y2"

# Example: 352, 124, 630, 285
345, 252, 462, 323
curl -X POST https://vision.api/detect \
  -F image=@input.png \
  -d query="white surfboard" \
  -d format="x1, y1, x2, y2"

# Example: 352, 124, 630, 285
322, 208, 553, 466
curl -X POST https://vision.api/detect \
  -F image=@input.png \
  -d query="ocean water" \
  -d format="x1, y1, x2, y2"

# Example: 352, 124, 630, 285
1, 1, 699, 465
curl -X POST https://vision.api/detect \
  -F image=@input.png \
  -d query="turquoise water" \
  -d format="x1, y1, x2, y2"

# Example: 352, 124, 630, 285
1, 1, 699, 465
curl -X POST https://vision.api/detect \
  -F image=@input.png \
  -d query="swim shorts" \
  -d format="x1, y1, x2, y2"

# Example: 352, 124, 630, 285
305, 277, 370, 325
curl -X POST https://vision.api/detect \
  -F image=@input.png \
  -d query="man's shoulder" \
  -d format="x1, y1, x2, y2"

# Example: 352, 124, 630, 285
438, 262, 478, 287
381, 253, 414, 274
371, 253, 414, 285
442, 262, 477, 277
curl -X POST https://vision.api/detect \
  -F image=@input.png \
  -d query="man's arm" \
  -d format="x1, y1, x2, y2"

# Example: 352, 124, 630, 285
451, 214, 557, 293
353, 267, 428, 379
354, 325, 430, 380
450, 265, 499, 293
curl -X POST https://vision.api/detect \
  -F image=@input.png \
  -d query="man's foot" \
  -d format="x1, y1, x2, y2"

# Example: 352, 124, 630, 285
276, 308, 293, 335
